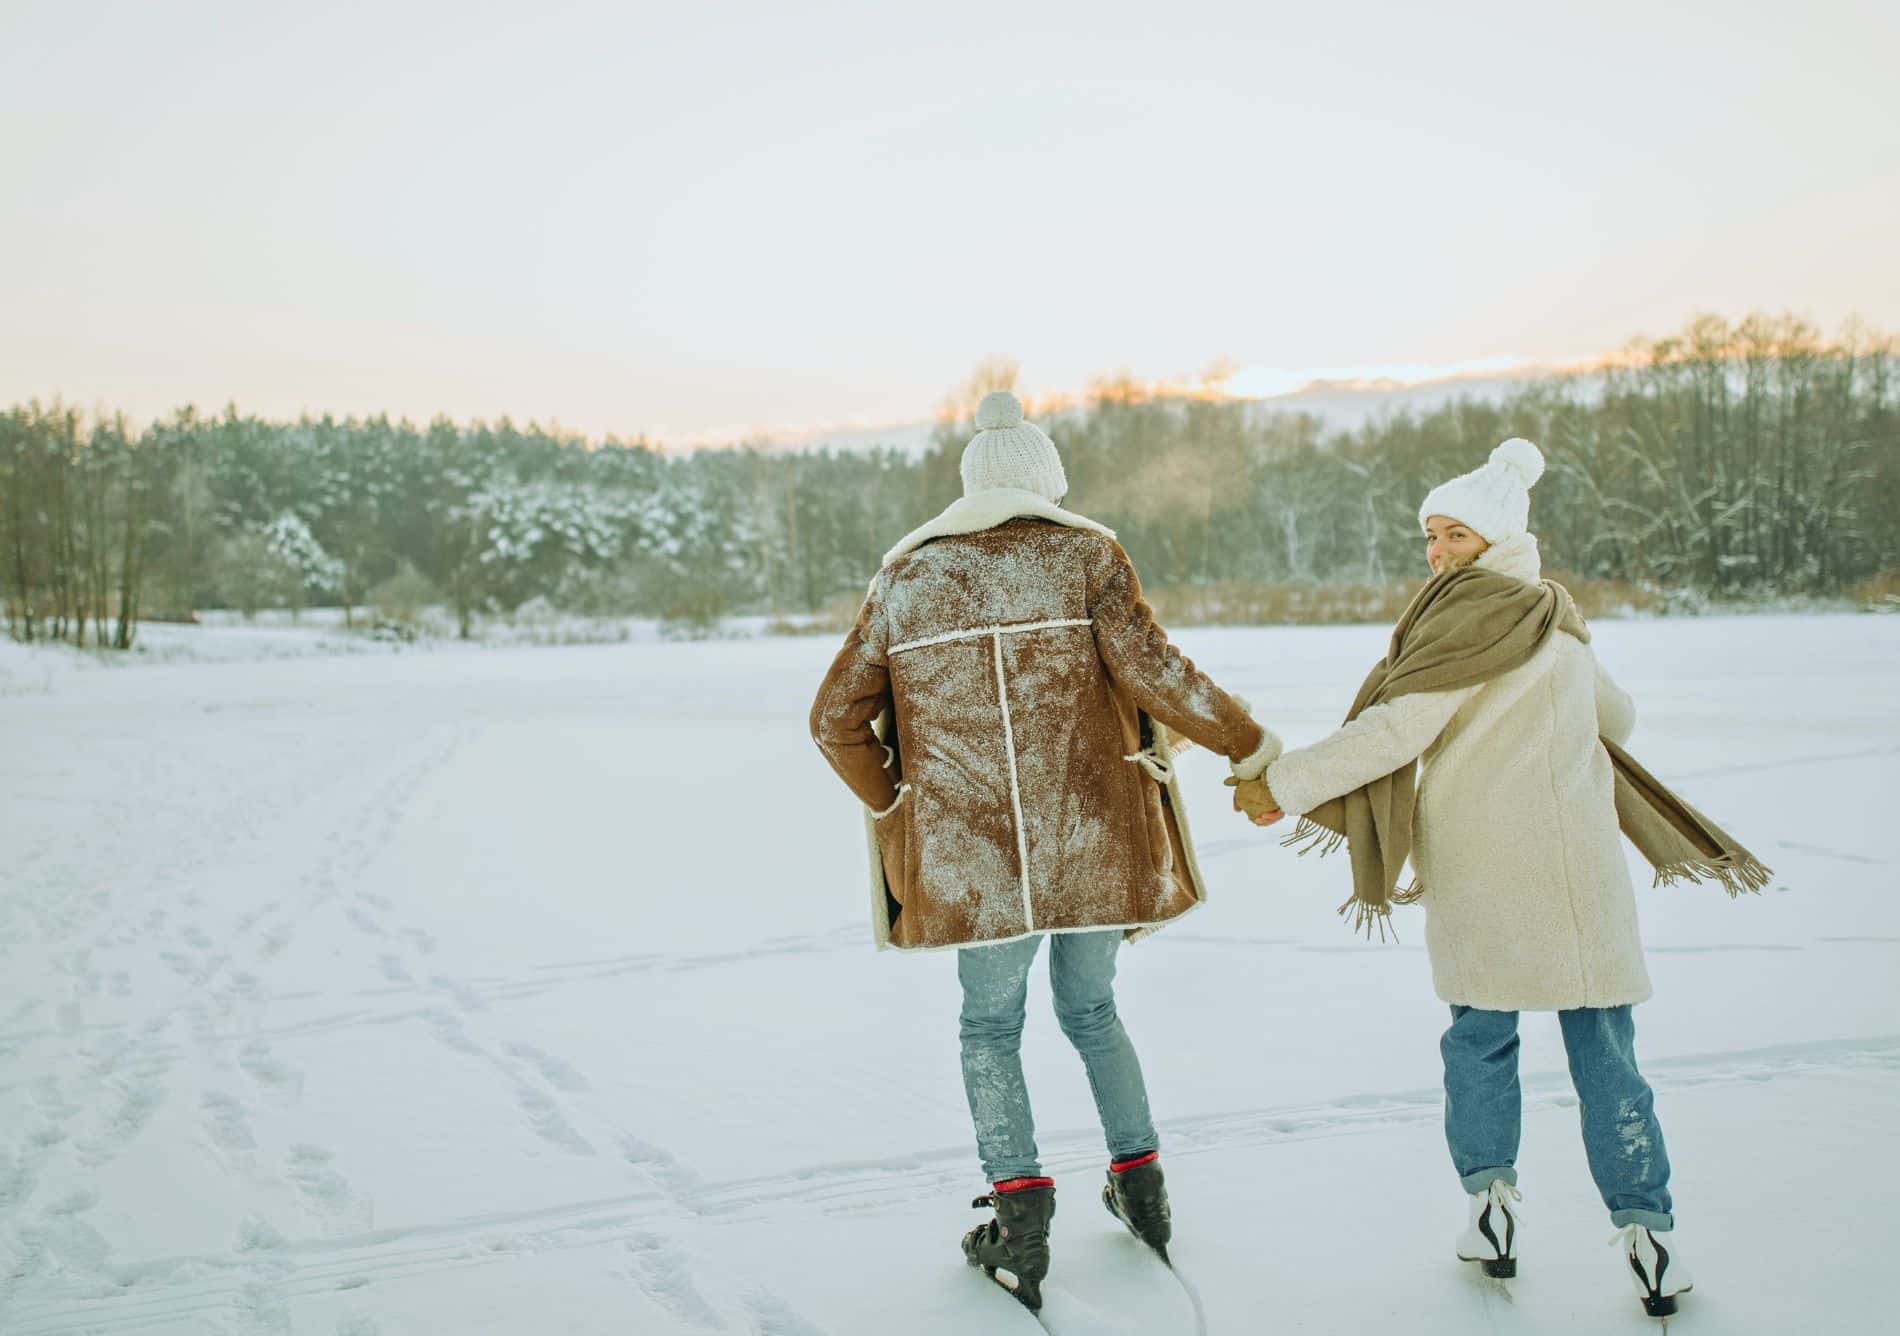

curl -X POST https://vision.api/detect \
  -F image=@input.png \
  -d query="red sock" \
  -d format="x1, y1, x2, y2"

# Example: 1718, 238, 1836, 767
1110, 1151, 1159, 1174
993, 1176, 1055, 1194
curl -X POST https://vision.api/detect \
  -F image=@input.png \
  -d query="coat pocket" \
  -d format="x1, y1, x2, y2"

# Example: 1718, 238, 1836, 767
1119, 758, 1173, 880
872, 786, 911, 907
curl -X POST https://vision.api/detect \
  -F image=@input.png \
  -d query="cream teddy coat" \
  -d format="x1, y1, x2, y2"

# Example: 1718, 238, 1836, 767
1264, 534, 1651, 1011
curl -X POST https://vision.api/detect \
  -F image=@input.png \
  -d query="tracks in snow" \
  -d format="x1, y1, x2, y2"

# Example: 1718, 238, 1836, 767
8, 1032, 1895, 1335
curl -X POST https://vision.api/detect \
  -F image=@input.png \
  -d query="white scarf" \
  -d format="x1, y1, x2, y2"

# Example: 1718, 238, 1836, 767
1473, 532, 1542, 583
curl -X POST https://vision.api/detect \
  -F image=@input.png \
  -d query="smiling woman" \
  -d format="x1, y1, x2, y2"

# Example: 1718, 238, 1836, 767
1423, 516, 1489, 574
1418, 438, 1547, 574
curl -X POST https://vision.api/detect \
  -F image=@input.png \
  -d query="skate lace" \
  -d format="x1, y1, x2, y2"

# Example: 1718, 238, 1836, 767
1607, 1223, 1645, 1252
1111, 1180, 1168, 1234
1483, 1179, 1525, 1221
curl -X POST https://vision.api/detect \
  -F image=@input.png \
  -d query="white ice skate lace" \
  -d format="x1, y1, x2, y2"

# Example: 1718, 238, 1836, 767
1608, 1223, 1646, 1252
1483, 1179, 1525, 1220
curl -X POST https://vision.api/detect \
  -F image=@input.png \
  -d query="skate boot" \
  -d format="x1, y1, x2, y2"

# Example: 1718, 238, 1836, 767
963, 1178, 1055, 1311
1102, 1153, 1172, 1261
1455, 1179, 1521, 1278
1614, 1224, 1694, 1319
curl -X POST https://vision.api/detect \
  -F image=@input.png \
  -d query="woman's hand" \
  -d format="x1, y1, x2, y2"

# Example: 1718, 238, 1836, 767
1224, 775, 1284, 826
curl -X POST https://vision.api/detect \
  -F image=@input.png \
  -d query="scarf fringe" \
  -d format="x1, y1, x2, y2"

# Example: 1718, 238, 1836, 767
1282, 817, 1347, 858
1336, 895, 1401, 943
1652, 855, 1772, 899
1298, 819, 1424, 937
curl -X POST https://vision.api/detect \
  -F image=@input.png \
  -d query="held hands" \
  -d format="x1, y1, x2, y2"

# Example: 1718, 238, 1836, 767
1223, 775, 1284, 827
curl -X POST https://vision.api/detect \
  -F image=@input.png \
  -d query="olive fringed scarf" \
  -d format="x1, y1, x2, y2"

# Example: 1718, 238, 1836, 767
1282, 565, 1772, 937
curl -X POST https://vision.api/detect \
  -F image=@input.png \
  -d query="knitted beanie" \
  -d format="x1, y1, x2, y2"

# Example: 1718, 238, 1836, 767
1417, 438, 1546, 542
959, 391, 1068, 501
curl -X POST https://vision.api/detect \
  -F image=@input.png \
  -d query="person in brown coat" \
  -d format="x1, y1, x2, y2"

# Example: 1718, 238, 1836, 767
809, 390, 1277, 1306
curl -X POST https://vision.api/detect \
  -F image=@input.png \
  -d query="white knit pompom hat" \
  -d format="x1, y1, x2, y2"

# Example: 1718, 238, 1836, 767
1417, 438, 1547, 542
959, 390, 1068, 501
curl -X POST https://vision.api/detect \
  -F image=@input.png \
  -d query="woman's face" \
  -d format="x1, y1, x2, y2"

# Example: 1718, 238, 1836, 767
1424, 515, 1489, 574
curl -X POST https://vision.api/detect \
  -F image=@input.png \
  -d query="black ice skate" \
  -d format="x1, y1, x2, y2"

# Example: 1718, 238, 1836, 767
1103, 1153, 1173, 1262
963, 1178, 1055, 1312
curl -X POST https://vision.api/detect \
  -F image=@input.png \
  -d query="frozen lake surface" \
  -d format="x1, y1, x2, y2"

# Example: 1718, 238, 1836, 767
3, 615, 1896, 1334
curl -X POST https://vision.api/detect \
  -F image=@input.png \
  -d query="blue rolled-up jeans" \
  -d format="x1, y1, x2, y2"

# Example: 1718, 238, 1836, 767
1441, 1004, 1674, 1229
957, 930, 1159, 1182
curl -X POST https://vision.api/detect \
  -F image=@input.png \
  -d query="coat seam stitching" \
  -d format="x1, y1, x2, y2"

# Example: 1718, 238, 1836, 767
992, 631, 1036, 933
889, 617, 1092, 656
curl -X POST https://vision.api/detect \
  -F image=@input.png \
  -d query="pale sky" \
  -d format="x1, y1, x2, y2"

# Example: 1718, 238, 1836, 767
4, 0, 1897, 445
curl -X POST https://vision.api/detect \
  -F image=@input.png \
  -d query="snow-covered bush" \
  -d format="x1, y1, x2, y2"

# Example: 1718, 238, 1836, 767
260, 513, 344, 595
367, 562, 442, 630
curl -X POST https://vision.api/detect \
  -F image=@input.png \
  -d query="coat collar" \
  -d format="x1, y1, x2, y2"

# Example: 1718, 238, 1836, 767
882, 488, 1115, 567
1474, 532, 1542, 583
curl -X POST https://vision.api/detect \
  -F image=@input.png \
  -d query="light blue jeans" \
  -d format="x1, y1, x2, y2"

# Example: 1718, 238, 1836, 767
1442, 1004, 1674, 1229
957, 931, 1159, 1182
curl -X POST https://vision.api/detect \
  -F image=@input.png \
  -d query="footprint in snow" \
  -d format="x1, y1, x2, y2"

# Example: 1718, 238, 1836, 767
430, 975, 486, 1012
76, 1079, 165, 1166
287, 1144, 362, 1226
620, 1134, 701, 1195
504, 1041, 589, 1092
204, 1090, 259, 1152
240, 1042, 304, 1104
512, 1084, 595, 1156
740, 1284, 829, 1336
624, 1234, 729, 1331
423, 1010, 481, 1055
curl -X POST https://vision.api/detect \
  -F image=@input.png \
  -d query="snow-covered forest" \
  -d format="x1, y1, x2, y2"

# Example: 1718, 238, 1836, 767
4, 313, 1896, 650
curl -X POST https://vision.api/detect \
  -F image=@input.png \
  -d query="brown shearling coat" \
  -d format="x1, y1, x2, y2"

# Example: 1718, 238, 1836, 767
810, 505, 1269, 951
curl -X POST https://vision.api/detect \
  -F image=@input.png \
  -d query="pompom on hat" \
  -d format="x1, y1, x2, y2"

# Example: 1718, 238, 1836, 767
1417, 437, 1546, 542
959, 390, 1068, 501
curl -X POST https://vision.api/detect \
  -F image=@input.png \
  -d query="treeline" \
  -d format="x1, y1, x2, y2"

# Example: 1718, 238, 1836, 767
3, 314, 1895, 648
1075, 314, 1898, 599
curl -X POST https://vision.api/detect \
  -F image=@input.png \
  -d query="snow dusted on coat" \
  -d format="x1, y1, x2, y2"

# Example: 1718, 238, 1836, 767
811, 502, 1269, 952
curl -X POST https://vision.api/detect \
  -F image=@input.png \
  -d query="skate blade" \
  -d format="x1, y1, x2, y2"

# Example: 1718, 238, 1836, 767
981, 1265, 1042, 1312
1103, 1185, 1171, 1264
1460, 1257, 1515, 1304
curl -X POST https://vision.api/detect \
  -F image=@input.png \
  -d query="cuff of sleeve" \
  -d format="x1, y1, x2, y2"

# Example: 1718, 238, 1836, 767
870, 784, 909, 821
1262, 756, 1315, 819
1229, 726, 1282, 781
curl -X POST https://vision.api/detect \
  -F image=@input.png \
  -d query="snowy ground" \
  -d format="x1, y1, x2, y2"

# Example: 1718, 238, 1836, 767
2, 615, 1896, 1335
0, 614, 713, 694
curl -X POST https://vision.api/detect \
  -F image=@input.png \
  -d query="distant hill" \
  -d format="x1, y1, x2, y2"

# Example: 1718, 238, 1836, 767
1241, 365, 1579, 431
722, 363, 1583, 456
